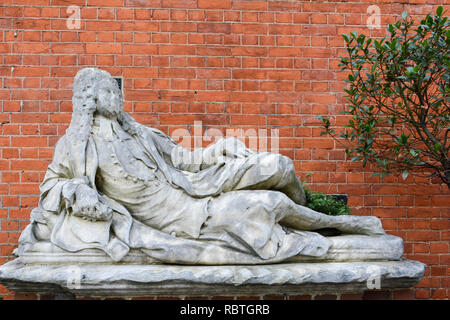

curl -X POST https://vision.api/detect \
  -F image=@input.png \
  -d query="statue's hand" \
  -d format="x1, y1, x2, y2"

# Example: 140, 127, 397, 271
71, 184, 112, 222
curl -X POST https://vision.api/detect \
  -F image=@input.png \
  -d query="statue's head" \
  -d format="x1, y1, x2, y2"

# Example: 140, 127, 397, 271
68, 67, 139, 141
72, 67, 123, 119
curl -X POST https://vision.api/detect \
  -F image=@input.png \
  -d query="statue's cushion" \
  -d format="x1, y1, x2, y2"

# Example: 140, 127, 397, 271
18, 234, 403, 265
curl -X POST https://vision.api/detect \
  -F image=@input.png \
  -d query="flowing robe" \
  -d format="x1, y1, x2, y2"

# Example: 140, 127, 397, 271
18, 116, 332, 264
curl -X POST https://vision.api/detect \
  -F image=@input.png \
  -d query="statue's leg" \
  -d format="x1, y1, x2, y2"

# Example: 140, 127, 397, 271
275, 193, 386, 236
207, 190, 385, 237
232, 153, 306, 205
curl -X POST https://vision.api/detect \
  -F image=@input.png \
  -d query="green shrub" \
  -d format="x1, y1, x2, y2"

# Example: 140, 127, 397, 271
319, 7, 450, 189
304, 186, 351, 216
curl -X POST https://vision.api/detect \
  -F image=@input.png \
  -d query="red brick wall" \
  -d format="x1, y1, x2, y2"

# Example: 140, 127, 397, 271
0, 0, 448, 300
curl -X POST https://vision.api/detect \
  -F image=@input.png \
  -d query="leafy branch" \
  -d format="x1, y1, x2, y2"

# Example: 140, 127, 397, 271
319, 7, 450, 189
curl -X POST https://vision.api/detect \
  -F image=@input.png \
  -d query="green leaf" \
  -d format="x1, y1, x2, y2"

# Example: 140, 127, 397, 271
388, 24, 394, 34
437, 6, 443, 16
434, 142, 442, 152
402, 11, 408, 20
400, 133, 409, 144
402, 170, 409, 180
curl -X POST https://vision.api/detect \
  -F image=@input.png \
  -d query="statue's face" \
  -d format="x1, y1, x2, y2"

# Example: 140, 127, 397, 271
96, 79, 122, 118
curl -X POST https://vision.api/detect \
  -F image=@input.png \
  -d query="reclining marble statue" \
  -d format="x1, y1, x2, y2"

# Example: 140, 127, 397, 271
13, 67, 393, 265
0, 67, 426, 296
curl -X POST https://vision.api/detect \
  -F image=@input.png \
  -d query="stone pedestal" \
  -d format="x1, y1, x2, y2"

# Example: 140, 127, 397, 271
0, 259, 425, 299
0, 234, 425, 299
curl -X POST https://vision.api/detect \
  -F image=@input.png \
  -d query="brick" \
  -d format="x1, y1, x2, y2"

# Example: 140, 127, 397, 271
87, 0, 123, 6
431, 196, 450, 207
408, 255, 440, 266
13, 43, 49, 54
430, 266, 447, 276
1, 220, 19, 231
11, 137, 47, 147
431, 289, 447, 300
198, 23, 231, 34
407, 231, 440, 241
262, 295, 285, 300
303, 139, 334, 149
14, 293, 38, 300
431, 219, 449, 230
198, 0, 231, 9
373, 208, 406, 218
392, 289, 414, 300
0, 233, 8, 244
340, 293, 363, 300
408, 208, 441, 218
2, 196, 19, 207
314, 294, 337, 300
430, 243, 448, 254
415, 289, 431, 299
154, 296, 182, 300
86, 44, 122, 54
362, 290, 392, 300
288, 295, 311, 300
123, 45, 157, 54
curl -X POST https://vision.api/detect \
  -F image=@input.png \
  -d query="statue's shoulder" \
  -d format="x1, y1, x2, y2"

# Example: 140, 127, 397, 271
54, 133, 69, 149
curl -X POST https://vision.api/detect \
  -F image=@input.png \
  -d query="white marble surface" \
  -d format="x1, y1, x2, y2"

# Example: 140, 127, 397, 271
0, 258, 425, 297
18, 234, 404, 265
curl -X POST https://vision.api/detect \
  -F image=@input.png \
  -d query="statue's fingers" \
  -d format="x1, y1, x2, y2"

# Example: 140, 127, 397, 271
84, 206, 92, 215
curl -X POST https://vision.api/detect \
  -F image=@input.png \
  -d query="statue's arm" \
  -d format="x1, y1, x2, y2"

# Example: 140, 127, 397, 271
39, 135, 77, 213
39, 136, 111, 221
149, 128, 254, 172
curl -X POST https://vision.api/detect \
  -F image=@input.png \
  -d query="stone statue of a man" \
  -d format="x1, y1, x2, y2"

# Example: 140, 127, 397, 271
18, 67, 385, 264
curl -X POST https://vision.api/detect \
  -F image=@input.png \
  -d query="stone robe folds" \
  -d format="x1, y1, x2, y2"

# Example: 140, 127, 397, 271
18, 117, 332, 264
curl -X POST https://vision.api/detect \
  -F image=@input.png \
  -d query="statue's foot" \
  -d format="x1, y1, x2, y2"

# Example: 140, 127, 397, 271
331, 215, 385, 236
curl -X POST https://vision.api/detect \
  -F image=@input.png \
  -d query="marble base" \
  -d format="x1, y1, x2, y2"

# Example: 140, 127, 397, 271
18, 234, 404, 265
0, 234, 425, 297
0, 259, 425, 297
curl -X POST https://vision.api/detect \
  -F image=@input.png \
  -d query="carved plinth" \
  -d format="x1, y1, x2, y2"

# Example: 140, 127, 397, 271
0, 259, 425, 298
0, 234, 425, 298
